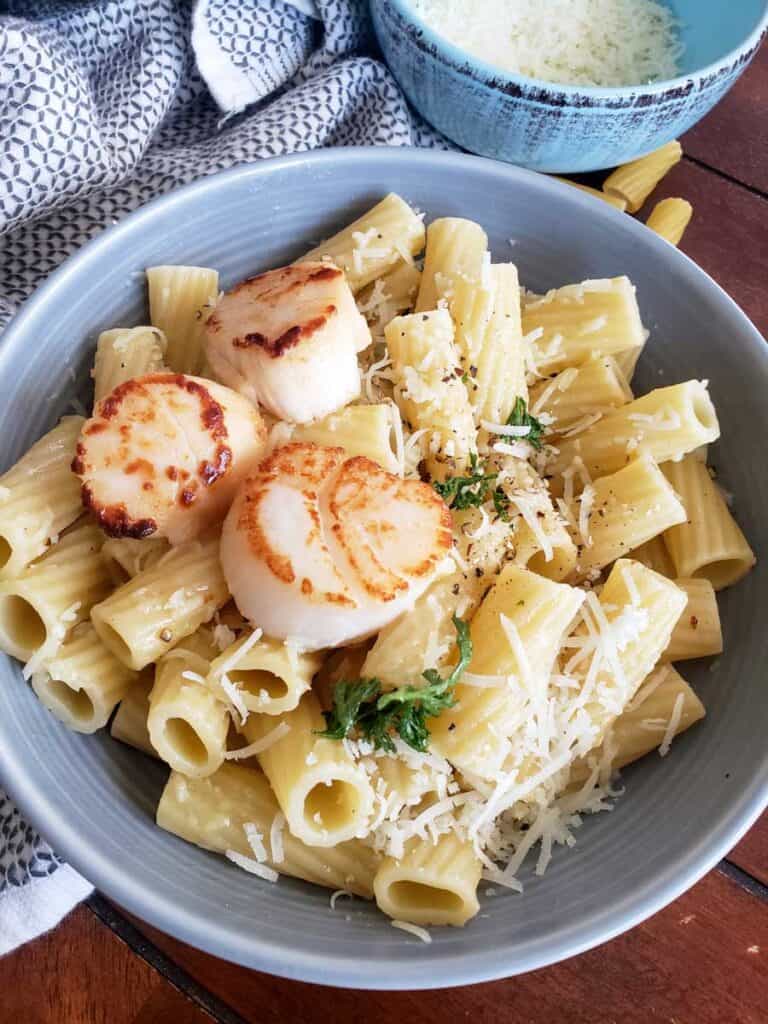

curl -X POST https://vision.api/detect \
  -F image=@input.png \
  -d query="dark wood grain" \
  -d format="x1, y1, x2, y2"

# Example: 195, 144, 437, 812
683, 40, 768, 194
124, 868, 767, 1024
0, 905, 213, 1024
731, 814, 768, 887
636, 158, 768, 336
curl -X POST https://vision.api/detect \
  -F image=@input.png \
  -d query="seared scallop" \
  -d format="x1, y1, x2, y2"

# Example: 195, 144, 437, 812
205, 262, 369, 423
220, 443, 453, 650
73, 373, 267, 545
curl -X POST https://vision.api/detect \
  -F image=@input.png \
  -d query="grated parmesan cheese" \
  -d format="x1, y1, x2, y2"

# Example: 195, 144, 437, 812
411, 0, 681, 88
225, 849, 279, 883
391, 920, 432, 943
225, 721, 291, 760
658, 692, 685, 757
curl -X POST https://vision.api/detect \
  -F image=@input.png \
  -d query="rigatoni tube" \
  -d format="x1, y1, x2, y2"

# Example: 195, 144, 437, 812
374, 833, 482, 927
523, 277, 646, 377
552, 381, 720, 478
603, 140, 683, 212
31, 622, 137, 733
573, 454, 686, 576
431, 564, 584, 780
242, 692, 375, 848
661, 456, 755, 590
0, 523, 111, 664
292, 403, 399, 474
529, 356, 632, 434
663, 578, 722, 661
386, 308, 476, 482
92, 326, 167, 402
110, 669, 157, 757
207, 630, 321, 717
300, 193, 425, 294
146, 265, 219, 375
148, 628, 228, 778
91, 536, 229, 670
157, 764, 379, 897
415, 217, 487, 312
0, 417, 85, 580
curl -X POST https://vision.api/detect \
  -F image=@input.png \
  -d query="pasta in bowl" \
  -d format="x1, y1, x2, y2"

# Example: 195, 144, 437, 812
0, 149, 765, 986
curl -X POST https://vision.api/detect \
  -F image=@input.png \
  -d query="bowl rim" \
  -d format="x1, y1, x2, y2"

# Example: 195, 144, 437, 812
377, 0, 768, 103
1, 146, 768, 988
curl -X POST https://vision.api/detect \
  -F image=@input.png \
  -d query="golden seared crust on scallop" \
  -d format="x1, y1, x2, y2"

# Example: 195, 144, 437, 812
205, 263, 368, 424
220, 442, 453, 650
73, 373, 266, 545
327, 456, 453, 603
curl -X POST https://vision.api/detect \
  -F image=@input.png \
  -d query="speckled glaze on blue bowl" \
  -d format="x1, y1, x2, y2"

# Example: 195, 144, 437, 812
1, 149, 767, 988
372, 0, 768, 172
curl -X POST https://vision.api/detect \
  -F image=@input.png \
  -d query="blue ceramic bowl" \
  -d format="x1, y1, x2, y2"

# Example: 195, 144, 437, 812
1, 149, 767, 987
371, 0, 768, 172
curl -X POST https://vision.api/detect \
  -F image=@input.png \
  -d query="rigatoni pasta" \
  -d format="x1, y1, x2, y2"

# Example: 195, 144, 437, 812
646, 198, 693, 247
415, 217, 487, 312
373, 833, 482, 927
31, 622, 137, 733
292, 403, 399, 474
91, 536, 229, 670
146, 265, 219, 375
301, 193, 425, 293
529, 356, 632, 433
242, 692, 375, 847
2, 195, 754, 934
92, 326, 167, 401
663, 578, 722, 661
207, 630, 321, 717
111, 670, 156, 757
523, 277, 646, 377
572, 454, 686, 576
148, 628, 229, 777
603, 140, 683, 212
0, 417, 85, 580
157, 764, 379, 897
551, 380, 720, 477
0, 522, 111, 665
661, 456, 755, 589
386, 308, 477, 481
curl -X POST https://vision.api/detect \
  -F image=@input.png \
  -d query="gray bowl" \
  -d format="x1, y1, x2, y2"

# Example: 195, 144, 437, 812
0, 149, 766, 988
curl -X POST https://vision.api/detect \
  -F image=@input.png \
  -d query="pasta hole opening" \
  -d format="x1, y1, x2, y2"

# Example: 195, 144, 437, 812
692, 390, 717, 432
527, 545, 568, 580
695, 560, 746, 590
388, 880, 464, 913
304, 779, 359, 832
229, 669, 288, 701
164, 717, 208, 767
0, 595, 47, 653
0, 537, 12, 570
46, 679, 95, 724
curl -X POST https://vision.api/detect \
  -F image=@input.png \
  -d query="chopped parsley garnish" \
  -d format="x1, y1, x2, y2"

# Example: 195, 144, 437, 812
433, 453, 497, 509
317, 616, 472, 753
506, 397, 545, 450
492, 487, 511, 522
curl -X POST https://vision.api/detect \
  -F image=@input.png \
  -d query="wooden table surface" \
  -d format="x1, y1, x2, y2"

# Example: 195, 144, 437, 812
3, 40, 767, 1024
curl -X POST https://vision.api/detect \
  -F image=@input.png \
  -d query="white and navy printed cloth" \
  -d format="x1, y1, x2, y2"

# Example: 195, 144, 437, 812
0, 0, 448, 955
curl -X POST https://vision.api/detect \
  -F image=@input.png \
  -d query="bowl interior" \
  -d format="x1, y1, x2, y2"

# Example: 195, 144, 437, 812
0, 150, 766, 988
672, 0, 767, 73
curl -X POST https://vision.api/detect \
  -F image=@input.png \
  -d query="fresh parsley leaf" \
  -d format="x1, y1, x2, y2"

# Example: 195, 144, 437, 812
433, 453, 497, 510
317, 616, 472, 753
506, 397, 545, 450
318, 677, 380, 740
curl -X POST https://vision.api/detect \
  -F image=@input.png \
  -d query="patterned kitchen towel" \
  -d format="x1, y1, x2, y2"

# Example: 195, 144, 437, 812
0, 0, 449, 955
